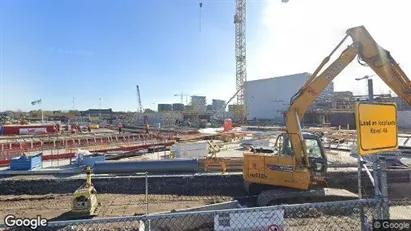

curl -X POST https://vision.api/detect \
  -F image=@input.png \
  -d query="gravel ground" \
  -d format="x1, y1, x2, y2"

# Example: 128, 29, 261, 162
0, 194, 233, 221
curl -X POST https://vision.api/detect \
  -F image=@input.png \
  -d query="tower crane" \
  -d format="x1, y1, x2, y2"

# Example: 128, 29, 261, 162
234, 0, 247, 124
200, 0, 290, 124
136, 85, 149, 132
174, 92, 190, 104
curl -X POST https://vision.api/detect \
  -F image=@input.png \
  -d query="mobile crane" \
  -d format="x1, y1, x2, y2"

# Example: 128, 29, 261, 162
243, 25, 411, 206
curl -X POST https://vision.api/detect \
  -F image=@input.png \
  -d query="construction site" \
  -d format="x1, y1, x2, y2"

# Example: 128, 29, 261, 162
1, 1, 411, 231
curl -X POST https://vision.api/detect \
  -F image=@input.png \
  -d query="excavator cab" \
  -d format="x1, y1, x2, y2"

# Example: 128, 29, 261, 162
275, 132, 327, 180
243, 132, 328, 197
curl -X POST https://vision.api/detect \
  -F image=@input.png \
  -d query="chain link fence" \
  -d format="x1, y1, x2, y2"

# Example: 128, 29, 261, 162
388, 198, 411, 219
0, 199, 382, 231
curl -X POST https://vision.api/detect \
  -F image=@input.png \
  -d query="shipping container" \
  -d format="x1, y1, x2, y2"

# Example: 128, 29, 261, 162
2, 125, 20, 135
45, 125, 57, 133
2, 124, 57, 136
170, 141, 208, 159
10, 153, 43, 170
0, 126, 3, 135
19, 127, 47, 135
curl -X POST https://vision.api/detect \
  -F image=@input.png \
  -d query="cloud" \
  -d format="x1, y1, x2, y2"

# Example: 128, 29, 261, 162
248, 0, 411, 96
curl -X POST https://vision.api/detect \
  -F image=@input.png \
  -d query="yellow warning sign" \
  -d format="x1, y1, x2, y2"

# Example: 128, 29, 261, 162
355, 103, 398, 156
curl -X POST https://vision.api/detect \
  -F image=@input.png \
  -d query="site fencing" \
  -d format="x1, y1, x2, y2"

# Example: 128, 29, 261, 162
387, 198, 411, 219
12, 199, 380, 231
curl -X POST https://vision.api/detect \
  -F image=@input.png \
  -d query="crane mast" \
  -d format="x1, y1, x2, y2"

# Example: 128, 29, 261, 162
234, 0, 247, 124
136, 85, 143, 113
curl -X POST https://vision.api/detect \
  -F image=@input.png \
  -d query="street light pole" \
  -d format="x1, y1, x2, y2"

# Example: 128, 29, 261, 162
354, 74, 376, 231
367, 78, 374, 103
355, 75, 374, 103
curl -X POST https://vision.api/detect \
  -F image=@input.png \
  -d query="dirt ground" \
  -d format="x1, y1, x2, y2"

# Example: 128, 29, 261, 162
0, 194, 233, 221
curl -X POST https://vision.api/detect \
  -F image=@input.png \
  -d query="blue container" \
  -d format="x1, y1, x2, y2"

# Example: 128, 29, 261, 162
0, 126, 3, 135
10, 153, 43, 170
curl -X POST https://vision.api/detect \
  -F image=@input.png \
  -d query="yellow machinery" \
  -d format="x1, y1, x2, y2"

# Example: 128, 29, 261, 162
71, 167, 99, 217
243, 25, 411, 206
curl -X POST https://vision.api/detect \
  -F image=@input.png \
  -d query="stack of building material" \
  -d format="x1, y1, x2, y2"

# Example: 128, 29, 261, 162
170, 141, 208, 159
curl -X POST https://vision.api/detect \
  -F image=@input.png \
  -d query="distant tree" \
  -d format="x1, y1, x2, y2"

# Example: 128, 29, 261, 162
29, 110, 41, 118
67, 110, 79, 119
42, 110, 54, 117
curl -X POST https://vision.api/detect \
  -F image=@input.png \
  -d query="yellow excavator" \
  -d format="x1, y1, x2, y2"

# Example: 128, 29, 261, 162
243, 25, 411, 206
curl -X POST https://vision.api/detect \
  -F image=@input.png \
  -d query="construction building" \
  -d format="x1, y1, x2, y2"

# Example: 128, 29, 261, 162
158, 104, 173, 112
332, 91, 356, 110
212, 99, 226, 112
172, 103, 185, 111
311, 82, 334, 110
245, 73, 334, 123
80, 109, 114, 119
191, 96, 207, 112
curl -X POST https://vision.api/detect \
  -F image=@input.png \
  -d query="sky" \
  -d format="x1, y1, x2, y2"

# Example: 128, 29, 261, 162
0, 0, 410, 112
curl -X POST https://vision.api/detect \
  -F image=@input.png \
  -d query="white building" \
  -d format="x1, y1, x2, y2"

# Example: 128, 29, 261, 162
245, 72, 333, 122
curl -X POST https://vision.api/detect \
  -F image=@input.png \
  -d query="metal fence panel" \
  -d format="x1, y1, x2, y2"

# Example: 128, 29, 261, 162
7, 199, 379, 231
389, 198, 411, 219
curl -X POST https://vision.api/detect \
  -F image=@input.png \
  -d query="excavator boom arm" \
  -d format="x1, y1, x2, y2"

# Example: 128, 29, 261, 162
286, 25, 411, 168
346, 27, 411, 103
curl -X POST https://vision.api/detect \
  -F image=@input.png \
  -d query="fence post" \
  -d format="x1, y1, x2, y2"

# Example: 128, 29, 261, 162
373, 156, 383, 220
357, 156, 366, 231
145, 171, 149, 215
379, 156, 390, 219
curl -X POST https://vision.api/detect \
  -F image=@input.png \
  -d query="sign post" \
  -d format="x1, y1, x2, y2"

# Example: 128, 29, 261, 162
354, 102, 398, 227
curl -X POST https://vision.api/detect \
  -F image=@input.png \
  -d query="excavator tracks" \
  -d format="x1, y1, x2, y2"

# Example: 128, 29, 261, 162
244, 180, 362, 218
